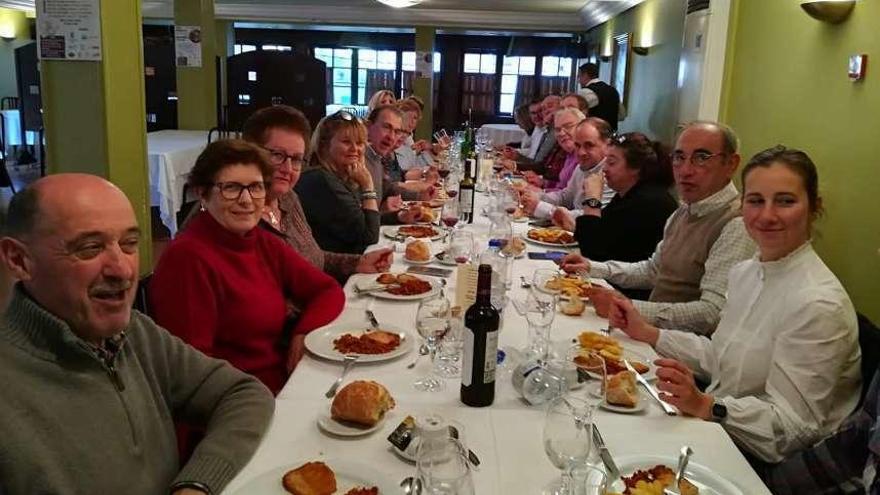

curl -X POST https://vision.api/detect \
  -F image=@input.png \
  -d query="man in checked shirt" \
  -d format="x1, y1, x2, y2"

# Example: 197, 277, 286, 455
561, 121, 756, 335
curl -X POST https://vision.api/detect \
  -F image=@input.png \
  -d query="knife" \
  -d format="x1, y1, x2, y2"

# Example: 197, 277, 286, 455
592, 424, 620, 482
624, 359, 677, 416
365, 309, 380, 329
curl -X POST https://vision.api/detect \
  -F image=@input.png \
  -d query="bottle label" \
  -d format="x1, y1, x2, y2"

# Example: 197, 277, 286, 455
483, 330, 498, 383
461, 327, 474, 387
460, 189, 474, 213
460, 327, 499, 387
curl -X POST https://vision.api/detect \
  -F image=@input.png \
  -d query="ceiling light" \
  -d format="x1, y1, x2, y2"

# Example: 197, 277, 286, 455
375, 0, 424, 7
800, 1, 856, 24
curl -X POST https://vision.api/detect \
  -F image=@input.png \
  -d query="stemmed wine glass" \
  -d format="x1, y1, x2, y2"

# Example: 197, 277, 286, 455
524, 289, 557, 360
542, 396, 596, 495
413, 291, 452, 392
441, 200, 461, 230
448, 230, 475, 264
417, 437, 475, 495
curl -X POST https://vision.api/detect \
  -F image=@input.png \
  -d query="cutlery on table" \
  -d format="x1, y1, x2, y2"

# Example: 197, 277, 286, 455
663, 446, 694, 495
448, 425, 481, 468
624, 359, 677, 416
519, 275, 531, 289
400, 476, 422, 495
365, 309, 380, 330
407, 344, 430, 369
325, 354, 359, 398
353, 284, 400, 295
592, 424, 620, 482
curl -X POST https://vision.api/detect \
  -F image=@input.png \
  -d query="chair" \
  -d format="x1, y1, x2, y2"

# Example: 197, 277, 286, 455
857, 312, 880, 406
133, 273, 152, 316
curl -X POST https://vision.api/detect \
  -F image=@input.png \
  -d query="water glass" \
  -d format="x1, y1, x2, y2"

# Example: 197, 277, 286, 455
436, 308, 463, 377
414, 292, 451, 392
448, 230, 475, 264
542, 396, 594, 495
417, 437, 475, 495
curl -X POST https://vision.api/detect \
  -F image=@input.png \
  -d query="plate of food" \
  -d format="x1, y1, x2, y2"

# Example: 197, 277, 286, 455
500, 236, 528, 259
383, 224, 444, 241
355, 273, 440, 301
525, 227, 577, 247
574, 332, 656, 381
304, 323, 413, 363
605, 455, 744, 495
403, 239, 434, 265
539, 274, 592, 300
226, 458, 396, 495
318, 380, 396, 439
591, 371, 648, 414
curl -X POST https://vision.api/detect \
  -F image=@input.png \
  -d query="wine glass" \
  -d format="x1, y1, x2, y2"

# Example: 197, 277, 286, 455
543, 396, 595, 495
523, 289, 557, 360
571, 465, 608, 495
532, 268, 559, 295
448, 230, 475, 264
417, 437, 475, 495
414, 292, 452, 392
441, 200, 461, 230
446, 174, 460, 199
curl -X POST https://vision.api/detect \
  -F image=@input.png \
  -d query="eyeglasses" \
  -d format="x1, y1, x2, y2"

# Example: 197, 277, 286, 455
670, 150, 726, 168
330, 110, 355, 122
554, 122, 578, 135
213, 181, 267, 200
262, 146, 305, 170
380, 122, 408, 137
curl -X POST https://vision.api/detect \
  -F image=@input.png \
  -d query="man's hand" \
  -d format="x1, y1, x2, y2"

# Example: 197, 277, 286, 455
654, 359, 714, 419
520, 189, 540, 215
356, 247, 394, 273
584, 286, 621, 318
404, 168, 424, 181
559, 253, 590, 274
607, 296, 659, 345
551, 207, 575, 232
524, 171, 544, 188
412, 139, 431, 153
583, 173, 605, 202
286, 334, 306, 373
501, 146, 519, 160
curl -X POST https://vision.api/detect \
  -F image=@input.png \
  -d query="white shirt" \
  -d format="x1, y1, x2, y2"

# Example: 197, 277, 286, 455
590, 182, 756, 333
533, 160, 615, 220
528, 126, 547, 160
656, 242, 862, 463
395, 135, 433, 171
578, 78, 602, 109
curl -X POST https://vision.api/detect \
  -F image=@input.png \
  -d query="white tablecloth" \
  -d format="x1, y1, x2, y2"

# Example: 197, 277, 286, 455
480, 123, 527, 148
147, 130, 208, 236
1, 109, 38, 147
223, 194, 771, 494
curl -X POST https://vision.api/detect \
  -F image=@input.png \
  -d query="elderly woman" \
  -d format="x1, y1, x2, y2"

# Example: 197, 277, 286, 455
150, 139, 345, 394
368, 89, 396, 113
295, 111, 381, 254
608, 145, 861, 464
242, 105, 392, 281
555, 132, 677, 263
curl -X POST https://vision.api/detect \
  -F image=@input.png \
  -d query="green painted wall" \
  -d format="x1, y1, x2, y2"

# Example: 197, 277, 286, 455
0, 8, 32, 99
174, 0, 218, 130
722, 0, 880, 322
586, 0, 686, 144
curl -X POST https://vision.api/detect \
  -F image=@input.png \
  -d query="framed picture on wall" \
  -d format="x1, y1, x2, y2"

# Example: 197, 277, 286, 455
611, 33, 632, 107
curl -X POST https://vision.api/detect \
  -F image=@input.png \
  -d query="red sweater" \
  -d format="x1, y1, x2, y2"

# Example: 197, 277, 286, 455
150, 212, 345, 394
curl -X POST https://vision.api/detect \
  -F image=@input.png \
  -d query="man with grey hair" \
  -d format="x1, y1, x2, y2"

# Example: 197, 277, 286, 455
0, 174, 274, 495
561, 121, 756, 335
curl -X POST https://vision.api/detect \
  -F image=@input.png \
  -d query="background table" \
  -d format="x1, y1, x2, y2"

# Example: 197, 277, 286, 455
223, 194, 771, 494
147, 130, 208, 236
480, 123, 527, 148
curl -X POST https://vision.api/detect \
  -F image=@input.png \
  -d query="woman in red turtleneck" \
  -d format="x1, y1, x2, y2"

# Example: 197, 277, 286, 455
150, 139, 344, 395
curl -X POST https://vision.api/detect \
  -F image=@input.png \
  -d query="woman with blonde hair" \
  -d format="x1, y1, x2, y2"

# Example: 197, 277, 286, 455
368, 89, 396, 112
295, 111, 381, 254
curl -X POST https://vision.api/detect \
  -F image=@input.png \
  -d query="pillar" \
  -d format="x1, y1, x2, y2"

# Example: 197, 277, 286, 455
40, 0, 152, 269
174, 0, 217, 130
413, 26, 435, 141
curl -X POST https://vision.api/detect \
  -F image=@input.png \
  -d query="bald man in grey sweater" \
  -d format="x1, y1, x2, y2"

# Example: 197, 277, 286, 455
0, 174, 274, 495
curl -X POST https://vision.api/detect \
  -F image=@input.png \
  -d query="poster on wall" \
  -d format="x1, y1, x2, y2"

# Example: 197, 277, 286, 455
415, 51, 433, 79
36, 0, 103, 61
174, 25, 202, 68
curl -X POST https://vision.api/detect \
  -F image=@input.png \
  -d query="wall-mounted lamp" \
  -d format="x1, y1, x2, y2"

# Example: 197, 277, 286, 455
0, 22, 16, 40
633, 46, 651, 56
800, 0, 856, 24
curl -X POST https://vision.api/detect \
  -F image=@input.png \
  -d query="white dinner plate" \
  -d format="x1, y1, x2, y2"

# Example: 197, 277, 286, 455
317, 411, 387, 437
524, 229, 578, 248
226, 458, 398, 495
354, 275, 441, 302
382, 225, 444, 241
304, 323, 413, 363
403, 256, 434, 265
596, 395, 648, 414
607, 455, 744, 495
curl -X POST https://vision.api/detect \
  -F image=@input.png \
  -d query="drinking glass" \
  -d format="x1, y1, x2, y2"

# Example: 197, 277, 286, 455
446, 174, 460, 199
417, 437, 475, 495
448, 230, 475, 264
570, 465, 608, 495
542, 396, 594, 495
441, 200, 461, 230
436, 307, 464, 377
414, 292, 452, 392
523, 289, 557, 360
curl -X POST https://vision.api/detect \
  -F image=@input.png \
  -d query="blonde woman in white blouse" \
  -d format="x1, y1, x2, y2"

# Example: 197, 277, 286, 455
609, 145, 861, 463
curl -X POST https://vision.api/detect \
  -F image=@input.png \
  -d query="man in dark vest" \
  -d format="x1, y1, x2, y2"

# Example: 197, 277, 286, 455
560, 121, 756, 335
577, 63, 621, 130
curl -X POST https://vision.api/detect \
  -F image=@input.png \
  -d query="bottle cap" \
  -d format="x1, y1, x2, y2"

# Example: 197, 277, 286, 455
488, 239, 501, 248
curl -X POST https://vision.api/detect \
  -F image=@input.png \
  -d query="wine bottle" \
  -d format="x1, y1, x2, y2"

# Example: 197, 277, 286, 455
459, 159, 475, 223
460, 264, 500, 407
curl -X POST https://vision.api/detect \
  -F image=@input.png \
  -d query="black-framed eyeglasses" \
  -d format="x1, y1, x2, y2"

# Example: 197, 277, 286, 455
670, 150, 726, 168
262, 146, 305, 170
213, 181, 267, 200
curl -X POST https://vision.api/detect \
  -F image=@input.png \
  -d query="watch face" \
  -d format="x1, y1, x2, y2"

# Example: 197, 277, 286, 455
712, 402, 728, 419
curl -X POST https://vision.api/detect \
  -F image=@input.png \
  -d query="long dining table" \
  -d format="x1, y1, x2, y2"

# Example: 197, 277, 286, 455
222, 192, 772, 494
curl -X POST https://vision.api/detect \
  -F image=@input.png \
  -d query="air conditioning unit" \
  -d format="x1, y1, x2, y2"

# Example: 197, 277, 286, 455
676, 0, 732, 125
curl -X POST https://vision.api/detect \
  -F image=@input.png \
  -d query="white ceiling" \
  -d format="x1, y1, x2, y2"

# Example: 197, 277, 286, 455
1, 0, 646, 32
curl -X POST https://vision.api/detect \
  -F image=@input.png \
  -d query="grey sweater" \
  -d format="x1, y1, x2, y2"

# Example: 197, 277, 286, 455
0, 286, 275, 495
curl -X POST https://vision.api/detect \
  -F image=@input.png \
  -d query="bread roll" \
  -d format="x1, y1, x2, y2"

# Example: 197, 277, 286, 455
605, 371, 638, 408
405, 240, 431, 261
281, 461, 336, 495
331, 380, 396, 426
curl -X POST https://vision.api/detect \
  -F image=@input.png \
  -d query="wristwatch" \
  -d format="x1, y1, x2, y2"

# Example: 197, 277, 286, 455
710, 398, 728, 422
580, 197, 602, 209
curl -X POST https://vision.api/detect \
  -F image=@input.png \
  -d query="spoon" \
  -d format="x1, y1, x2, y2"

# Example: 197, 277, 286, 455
400, 476, 422, 495
407, 344, 430, 369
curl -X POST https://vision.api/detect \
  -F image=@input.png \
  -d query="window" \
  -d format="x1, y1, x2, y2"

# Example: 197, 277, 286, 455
261, 44, 291, 51
401, 51, 442, 73
463, 53, 497, 75
315, 47, 354, 106
358, 49, 398, 105
233, 44, 256, 55
499, 56, 536, 114
541, 56, 573, 78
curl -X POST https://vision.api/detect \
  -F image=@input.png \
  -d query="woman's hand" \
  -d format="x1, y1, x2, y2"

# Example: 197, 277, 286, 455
357, 247, 394, 273
654, 358, 714, 420
286, 334, 307, 373
350, 162, 374, 191
551, 207, 575, 232
382, 194, 403, 213
583, 173, 604, 201
559, 253, 590, 274
607, 296, 659, 345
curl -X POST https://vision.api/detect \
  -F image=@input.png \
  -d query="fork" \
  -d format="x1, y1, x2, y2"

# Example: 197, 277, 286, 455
325, 355, 359, 398
663, 446, 694, 495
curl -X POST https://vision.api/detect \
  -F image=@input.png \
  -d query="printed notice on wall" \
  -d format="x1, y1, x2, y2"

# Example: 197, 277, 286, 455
415, 50, 433, 79
36, 0, 103, 61
174, 25, 202, 68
